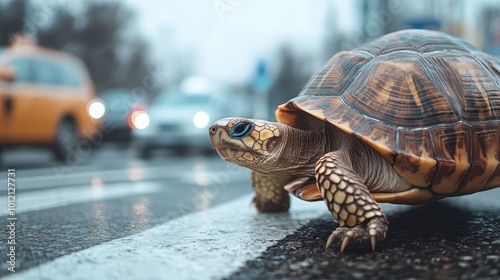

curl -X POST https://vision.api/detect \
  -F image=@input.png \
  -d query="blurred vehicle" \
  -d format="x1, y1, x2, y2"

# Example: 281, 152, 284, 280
98, 88, 138, 142
0, 35, 101, 160
132, 76, 251, 158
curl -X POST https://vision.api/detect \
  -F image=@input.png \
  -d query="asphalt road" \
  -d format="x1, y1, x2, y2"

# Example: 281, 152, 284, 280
0, 145, 499, 280
0, 145, 250, 278
230, 191, 500, 280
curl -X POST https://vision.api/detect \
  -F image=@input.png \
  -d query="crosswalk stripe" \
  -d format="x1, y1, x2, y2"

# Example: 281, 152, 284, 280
4, 194, 326, 280
0, 181, 162, 215
1, 159, 232, 191
13, 167, 169, 187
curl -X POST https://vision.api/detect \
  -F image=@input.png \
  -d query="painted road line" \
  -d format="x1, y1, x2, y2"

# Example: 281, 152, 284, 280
4, 160, 243, 191
5, 194, 327, 280
0, 181, 161, 215
3, 165, 177, 190
6, 168, 249, 193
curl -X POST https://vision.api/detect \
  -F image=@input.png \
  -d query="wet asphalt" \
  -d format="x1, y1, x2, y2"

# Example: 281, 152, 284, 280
228, 189, 500, 280
0, 146, 249, 277
1, 146, 499, 279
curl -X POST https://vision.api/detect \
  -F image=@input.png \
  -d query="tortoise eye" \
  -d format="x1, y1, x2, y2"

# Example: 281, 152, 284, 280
230, 122, 253, 138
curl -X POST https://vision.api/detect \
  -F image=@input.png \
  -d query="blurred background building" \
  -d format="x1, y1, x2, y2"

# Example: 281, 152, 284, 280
1, 0, 500, 156
2, 0, 499, 103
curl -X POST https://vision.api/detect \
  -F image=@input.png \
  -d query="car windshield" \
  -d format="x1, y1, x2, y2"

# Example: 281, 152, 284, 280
156, 92, 211, 106
101, 89, 136, 111
101, 90, 131, 102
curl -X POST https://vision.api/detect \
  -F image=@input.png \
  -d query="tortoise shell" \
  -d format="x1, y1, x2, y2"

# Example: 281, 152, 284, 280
276, 29, 500, 204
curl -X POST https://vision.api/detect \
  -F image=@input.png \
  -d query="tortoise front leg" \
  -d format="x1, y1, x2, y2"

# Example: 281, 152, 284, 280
251, 171, 290, 212
315, 152, 388, 252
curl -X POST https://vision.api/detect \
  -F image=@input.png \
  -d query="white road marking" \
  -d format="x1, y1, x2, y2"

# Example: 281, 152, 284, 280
2, 159, 241, 191
0, 181, 161, 214
5, 194, 327, 280
4, 165, 180, 191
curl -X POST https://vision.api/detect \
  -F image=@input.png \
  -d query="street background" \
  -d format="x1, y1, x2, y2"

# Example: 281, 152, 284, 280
1, 0, 500, 279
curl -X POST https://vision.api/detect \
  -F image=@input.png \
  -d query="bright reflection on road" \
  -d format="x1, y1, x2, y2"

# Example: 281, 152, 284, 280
192, 162, 214, 209
132, 200, 148, 215
91, 201, 109, 234
91, 177, 103, 190
194, 190, 214, 211
127, 168, 143, 181
194, 162, 210, 186
130, 198, 150, 229
195, 174, 209, 186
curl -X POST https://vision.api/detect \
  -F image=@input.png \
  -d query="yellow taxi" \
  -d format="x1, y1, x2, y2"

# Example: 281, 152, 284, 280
0, 35, 103, 160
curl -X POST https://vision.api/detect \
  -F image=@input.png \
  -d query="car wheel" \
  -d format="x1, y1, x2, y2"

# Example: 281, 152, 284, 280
53, 119, 77, 160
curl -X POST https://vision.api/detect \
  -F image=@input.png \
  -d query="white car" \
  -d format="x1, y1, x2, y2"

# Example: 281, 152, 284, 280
132, 77, 251, 158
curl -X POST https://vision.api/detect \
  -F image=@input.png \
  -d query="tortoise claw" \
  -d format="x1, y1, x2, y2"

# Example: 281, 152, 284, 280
340, 233, 353, 253
325, 232, 339, 250
369, 227, 377, 251
325, 217, 388, 252
370, 234, 377, 252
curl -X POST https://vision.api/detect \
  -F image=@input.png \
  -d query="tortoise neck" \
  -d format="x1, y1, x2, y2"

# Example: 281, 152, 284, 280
271, 124, 327, 177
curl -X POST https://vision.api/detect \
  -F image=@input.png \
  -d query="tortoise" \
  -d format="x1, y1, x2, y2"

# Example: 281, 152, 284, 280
208, 29, 500, 252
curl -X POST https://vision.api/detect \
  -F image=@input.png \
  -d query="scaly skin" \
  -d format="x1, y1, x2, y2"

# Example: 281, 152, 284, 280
209, 118, 395, 252
315, 152, 388, 252
251, 171, 291, 212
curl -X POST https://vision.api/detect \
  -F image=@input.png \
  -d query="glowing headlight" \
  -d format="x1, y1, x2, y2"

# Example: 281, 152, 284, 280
132, 111, 150, 129
193, 111, 210, 128
88, 101, 105, 119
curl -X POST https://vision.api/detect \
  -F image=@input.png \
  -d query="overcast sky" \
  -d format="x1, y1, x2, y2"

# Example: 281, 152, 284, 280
124, 0, 359, 83
102, 0, 500, 82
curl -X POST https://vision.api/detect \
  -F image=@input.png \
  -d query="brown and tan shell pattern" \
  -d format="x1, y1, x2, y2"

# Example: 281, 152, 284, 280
276, 29, 500, 204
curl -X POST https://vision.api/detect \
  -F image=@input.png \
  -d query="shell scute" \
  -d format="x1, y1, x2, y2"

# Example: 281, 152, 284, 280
354, 120, 397, 164
274, 29, 500, 201
430, 123, 471, 194
394, 129, 437, 187
357, 29, 473, 55
300, 51, 372, 97
290, 96, 365, 134
342, 52, 458, 127
457, 123, 500, 194
425, 52, 499, 121
472, 52, 500, 118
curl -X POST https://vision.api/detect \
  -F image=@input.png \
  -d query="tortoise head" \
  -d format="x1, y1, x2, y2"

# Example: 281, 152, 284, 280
209, 118, 283, 173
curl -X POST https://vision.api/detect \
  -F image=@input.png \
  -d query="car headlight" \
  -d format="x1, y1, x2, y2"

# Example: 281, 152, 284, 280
88, 100, 105, 120
193, 111, 210, 128
131, 111, 150, 129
